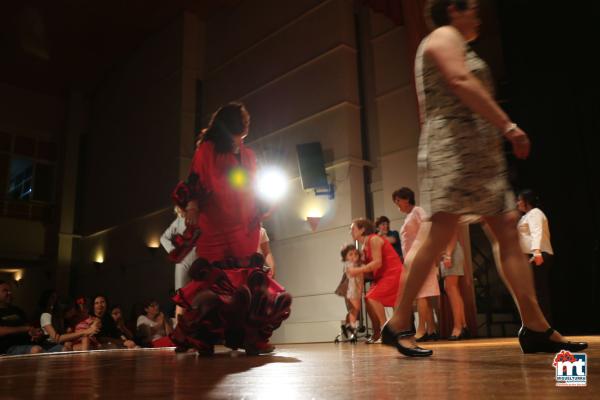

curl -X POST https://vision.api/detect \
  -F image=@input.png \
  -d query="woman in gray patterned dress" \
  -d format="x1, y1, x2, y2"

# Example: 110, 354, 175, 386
381, 0, 587, 357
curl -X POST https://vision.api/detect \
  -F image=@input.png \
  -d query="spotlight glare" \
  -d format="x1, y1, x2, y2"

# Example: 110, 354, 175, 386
256, 167, 288, 203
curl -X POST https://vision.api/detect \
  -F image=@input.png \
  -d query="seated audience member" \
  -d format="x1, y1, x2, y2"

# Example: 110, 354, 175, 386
136, 299, 174, 348
40, 299, 100, 351
71, 296, 101, 350
92, 295, 137, 349
0, 280, 49, 355
110, 304, 135, 341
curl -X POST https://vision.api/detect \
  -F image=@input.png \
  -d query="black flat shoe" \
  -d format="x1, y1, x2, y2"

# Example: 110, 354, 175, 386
518, 326, 588, 354
381, 324, 433, 357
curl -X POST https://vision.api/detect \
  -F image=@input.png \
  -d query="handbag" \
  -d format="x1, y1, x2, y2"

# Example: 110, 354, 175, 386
335, 273, 349, 297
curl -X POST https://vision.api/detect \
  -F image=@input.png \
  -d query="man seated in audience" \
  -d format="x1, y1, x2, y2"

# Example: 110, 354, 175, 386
0, 280, 49, 355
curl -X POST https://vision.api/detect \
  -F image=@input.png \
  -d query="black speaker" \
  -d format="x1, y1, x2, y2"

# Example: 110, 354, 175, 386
296, 142, 328, 190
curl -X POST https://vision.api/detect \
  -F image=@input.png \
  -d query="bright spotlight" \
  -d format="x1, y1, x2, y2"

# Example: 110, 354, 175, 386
256, 167, 288, 203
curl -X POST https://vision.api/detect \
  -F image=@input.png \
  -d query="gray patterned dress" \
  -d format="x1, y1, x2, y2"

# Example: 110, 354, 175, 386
415, 34, 514, 218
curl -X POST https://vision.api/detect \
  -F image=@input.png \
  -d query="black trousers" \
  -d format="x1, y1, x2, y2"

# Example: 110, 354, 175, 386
527, 252, 554, 325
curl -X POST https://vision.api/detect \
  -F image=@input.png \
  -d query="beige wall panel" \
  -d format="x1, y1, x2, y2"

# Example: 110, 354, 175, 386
0, 83, 65, 138
82, 14, 183, 235
249, 104, 361, 177
76, 209, 175, 312
349, 164, 367, 219
380, 147, 419, 223
206, 0, 325, 72
368, 8, 396, 38
205, 0, 355, 111
0, 218, 45, 259
371, 182, 385, 220
83, 69, 181, 234
269, 225, 351, 297
266, 162, 362, 242
93, 23, 183, 124
240, 47, 359, 139
371, 27, 412, 96
375, 86, 420, 154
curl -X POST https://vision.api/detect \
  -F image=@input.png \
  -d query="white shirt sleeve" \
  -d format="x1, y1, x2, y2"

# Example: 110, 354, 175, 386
527, 209, 544, 252
137, 315, 155, 328
40, 312, 52, 333
160, 216, 185, 253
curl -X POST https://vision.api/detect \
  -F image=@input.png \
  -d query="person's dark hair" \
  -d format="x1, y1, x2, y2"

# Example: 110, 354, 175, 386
518, 189, 541, 209
392, 187, 416, 205
375, 216, 390, 227
51, 299, 76, 335
38, 289, 57, 314
426, 0, 469, 29
352, 218, 375, 236
110, 304, 123, 316
340, 244, 357, 261
142, 299, 158, 312
200, 102, 250, 153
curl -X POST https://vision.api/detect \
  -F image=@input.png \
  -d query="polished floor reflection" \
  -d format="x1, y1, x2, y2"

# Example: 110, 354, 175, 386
0, 337, 597, 399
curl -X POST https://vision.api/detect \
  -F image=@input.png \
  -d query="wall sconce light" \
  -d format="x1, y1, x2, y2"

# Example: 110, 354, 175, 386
147, 239, 161, 256
306, 216, 321, 232
14, 274, 23, 287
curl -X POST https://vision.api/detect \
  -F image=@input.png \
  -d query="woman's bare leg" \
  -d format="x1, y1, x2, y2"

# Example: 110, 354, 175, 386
387, 213, 459, 346
366, 298, 387, 340
445, 276, 466, 336
415, 298, 431, 337
348, 298, 361, 326
482, 212, 568, 341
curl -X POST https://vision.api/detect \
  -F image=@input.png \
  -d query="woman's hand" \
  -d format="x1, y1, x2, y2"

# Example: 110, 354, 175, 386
506, 127, 530, 159
346, 266, 362, 277
530, 252, 544, 266
442, 254, 452, 269
86, 324, 100, 336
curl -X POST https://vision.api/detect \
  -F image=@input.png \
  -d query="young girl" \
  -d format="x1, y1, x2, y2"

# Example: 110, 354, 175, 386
335, 244, 364, 339
72, 297, 101, 350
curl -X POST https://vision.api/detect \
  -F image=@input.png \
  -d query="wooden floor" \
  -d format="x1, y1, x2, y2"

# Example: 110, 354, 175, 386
1, 336, 598, 399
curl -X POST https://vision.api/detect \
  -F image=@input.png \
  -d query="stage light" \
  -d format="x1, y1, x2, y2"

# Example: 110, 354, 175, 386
256, 167, 288, 203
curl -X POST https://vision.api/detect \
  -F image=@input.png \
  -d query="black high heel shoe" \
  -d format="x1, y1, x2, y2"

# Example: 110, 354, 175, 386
381, 324, 433, 357
448, 327, 470, 341
518, 326, 588, 354
416, 332, 439, 342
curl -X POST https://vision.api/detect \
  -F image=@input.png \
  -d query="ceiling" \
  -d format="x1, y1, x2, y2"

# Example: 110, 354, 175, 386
0, 0, 241, 97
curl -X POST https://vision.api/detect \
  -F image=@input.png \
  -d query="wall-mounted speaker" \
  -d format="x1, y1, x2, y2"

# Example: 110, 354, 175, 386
296, 142, 328, 190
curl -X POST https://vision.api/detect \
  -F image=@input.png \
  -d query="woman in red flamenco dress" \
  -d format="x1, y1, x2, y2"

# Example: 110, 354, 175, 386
169, 102, 291, 355
346, 218, 403, 343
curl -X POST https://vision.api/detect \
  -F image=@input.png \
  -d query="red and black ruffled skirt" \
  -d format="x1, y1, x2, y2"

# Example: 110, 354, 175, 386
170, 255, 291, 354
